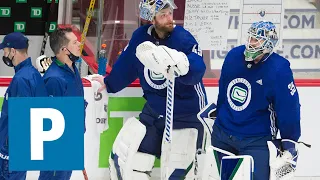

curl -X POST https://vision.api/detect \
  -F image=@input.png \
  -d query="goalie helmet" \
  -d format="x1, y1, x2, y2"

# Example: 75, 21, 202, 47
244, 21, 279, 63
139, 0, 177, 21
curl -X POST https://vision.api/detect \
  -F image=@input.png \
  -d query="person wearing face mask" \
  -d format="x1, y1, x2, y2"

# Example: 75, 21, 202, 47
38, 27, 88, 180
0, 32, 48, 179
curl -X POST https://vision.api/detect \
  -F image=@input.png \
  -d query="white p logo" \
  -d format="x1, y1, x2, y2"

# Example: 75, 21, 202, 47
30, 108, 65, 160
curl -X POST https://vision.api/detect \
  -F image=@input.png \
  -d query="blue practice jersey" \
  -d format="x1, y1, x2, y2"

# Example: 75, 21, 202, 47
104, 24, 207, 117
0, 58, 47, 147
43, 58, 88, 132
43, 58, 85, 98
216, 45, 301, 141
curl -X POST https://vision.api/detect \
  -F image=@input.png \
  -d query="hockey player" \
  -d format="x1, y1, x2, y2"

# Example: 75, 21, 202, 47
0, 32, 48, 179
92, 0, 207, 179
38, 28, 88, 180
211, 21, 302, 179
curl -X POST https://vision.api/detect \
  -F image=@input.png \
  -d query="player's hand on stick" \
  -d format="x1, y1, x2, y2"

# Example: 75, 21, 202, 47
157, 45, 189, 77
136, 41, 189, 78
136, 41, 175, 76
92, 75, 106, 93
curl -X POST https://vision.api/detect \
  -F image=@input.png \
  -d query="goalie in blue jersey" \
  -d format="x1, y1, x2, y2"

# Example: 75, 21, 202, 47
201, 21, 307, 179
93, 0, 209, 179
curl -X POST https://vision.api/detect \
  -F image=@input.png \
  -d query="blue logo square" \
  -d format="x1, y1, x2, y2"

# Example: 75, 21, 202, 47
8, 97, 84, 171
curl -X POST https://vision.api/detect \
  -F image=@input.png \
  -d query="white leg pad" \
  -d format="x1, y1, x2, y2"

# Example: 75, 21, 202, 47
196, 146, 235, 180
110, 152, 155, 180
109, 117, 155, 180
197, 102, 217, 150
161, 128, 198, 179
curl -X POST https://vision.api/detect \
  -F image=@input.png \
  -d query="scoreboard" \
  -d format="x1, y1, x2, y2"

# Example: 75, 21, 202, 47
0, 0, 59, 35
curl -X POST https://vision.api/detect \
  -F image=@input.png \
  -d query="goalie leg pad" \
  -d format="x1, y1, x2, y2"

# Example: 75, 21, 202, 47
110, 152, 155, 180
197, 102, 217, 151
220, 155, 254, 180
109, 117, 155, 180
161, 128, 198, 179
196, 146, 235, 180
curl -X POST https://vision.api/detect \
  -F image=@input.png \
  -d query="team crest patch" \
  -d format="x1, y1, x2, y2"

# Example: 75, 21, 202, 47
149, 71, 165, 81
231, 86, 247, 103
143, 67, 167, 90
227, 78, 252, 111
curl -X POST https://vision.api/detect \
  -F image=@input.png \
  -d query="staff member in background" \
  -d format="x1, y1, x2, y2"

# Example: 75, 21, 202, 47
0, 32, 48, 180
38, 27, 88, 180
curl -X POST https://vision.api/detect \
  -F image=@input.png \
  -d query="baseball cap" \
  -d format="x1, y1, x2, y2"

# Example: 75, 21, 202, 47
0, 32, 29, 50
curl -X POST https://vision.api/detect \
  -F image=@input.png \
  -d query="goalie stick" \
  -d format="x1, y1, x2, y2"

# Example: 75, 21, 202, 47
80, 0, 96, 54
35, 0, 56, 74
135, 41, 176, 179
39, 0, 56, 56
161, 67, 175, 180
77, 0, 96, 75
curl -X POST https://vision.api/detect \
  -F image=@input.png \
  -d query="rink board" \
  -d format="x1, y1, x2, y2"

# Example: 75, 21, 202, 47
0, 78, 319, 179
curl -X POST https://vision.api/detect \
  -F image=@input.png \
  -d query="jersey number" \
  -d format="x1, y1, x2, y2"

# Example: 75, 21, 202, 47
192, 44, 202, 56
288, 81, 297, 96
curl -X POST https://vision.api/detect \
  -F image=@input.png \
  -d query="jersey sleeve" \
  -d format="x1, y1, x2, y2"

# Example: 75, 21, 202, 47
104, 33, 139, 93
44, 77, 65, 96
10, 78, 32, 97
216, 74, 225, 113
176, 31, 206, 85
216, 49, 231, 112
273, 62, 301, 141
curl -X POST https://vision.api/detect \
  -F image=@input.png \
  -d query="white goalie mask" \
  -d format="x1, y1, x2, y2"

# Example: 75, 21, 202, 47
244, 21, 279, 62
139, 0, 177, 21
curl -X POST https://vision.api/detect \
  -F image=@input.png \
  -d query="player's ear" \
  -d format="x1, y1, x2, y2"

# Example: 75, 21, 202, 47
10, 48, 16, 56
61, 47, 68, 54
151, 16, 156, 24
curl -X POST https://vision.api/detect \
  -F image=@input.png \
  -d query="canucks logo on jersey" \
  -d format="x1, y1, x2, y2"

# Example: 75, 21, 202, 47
143, 67, 168, 90
227, 78, 252, 111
